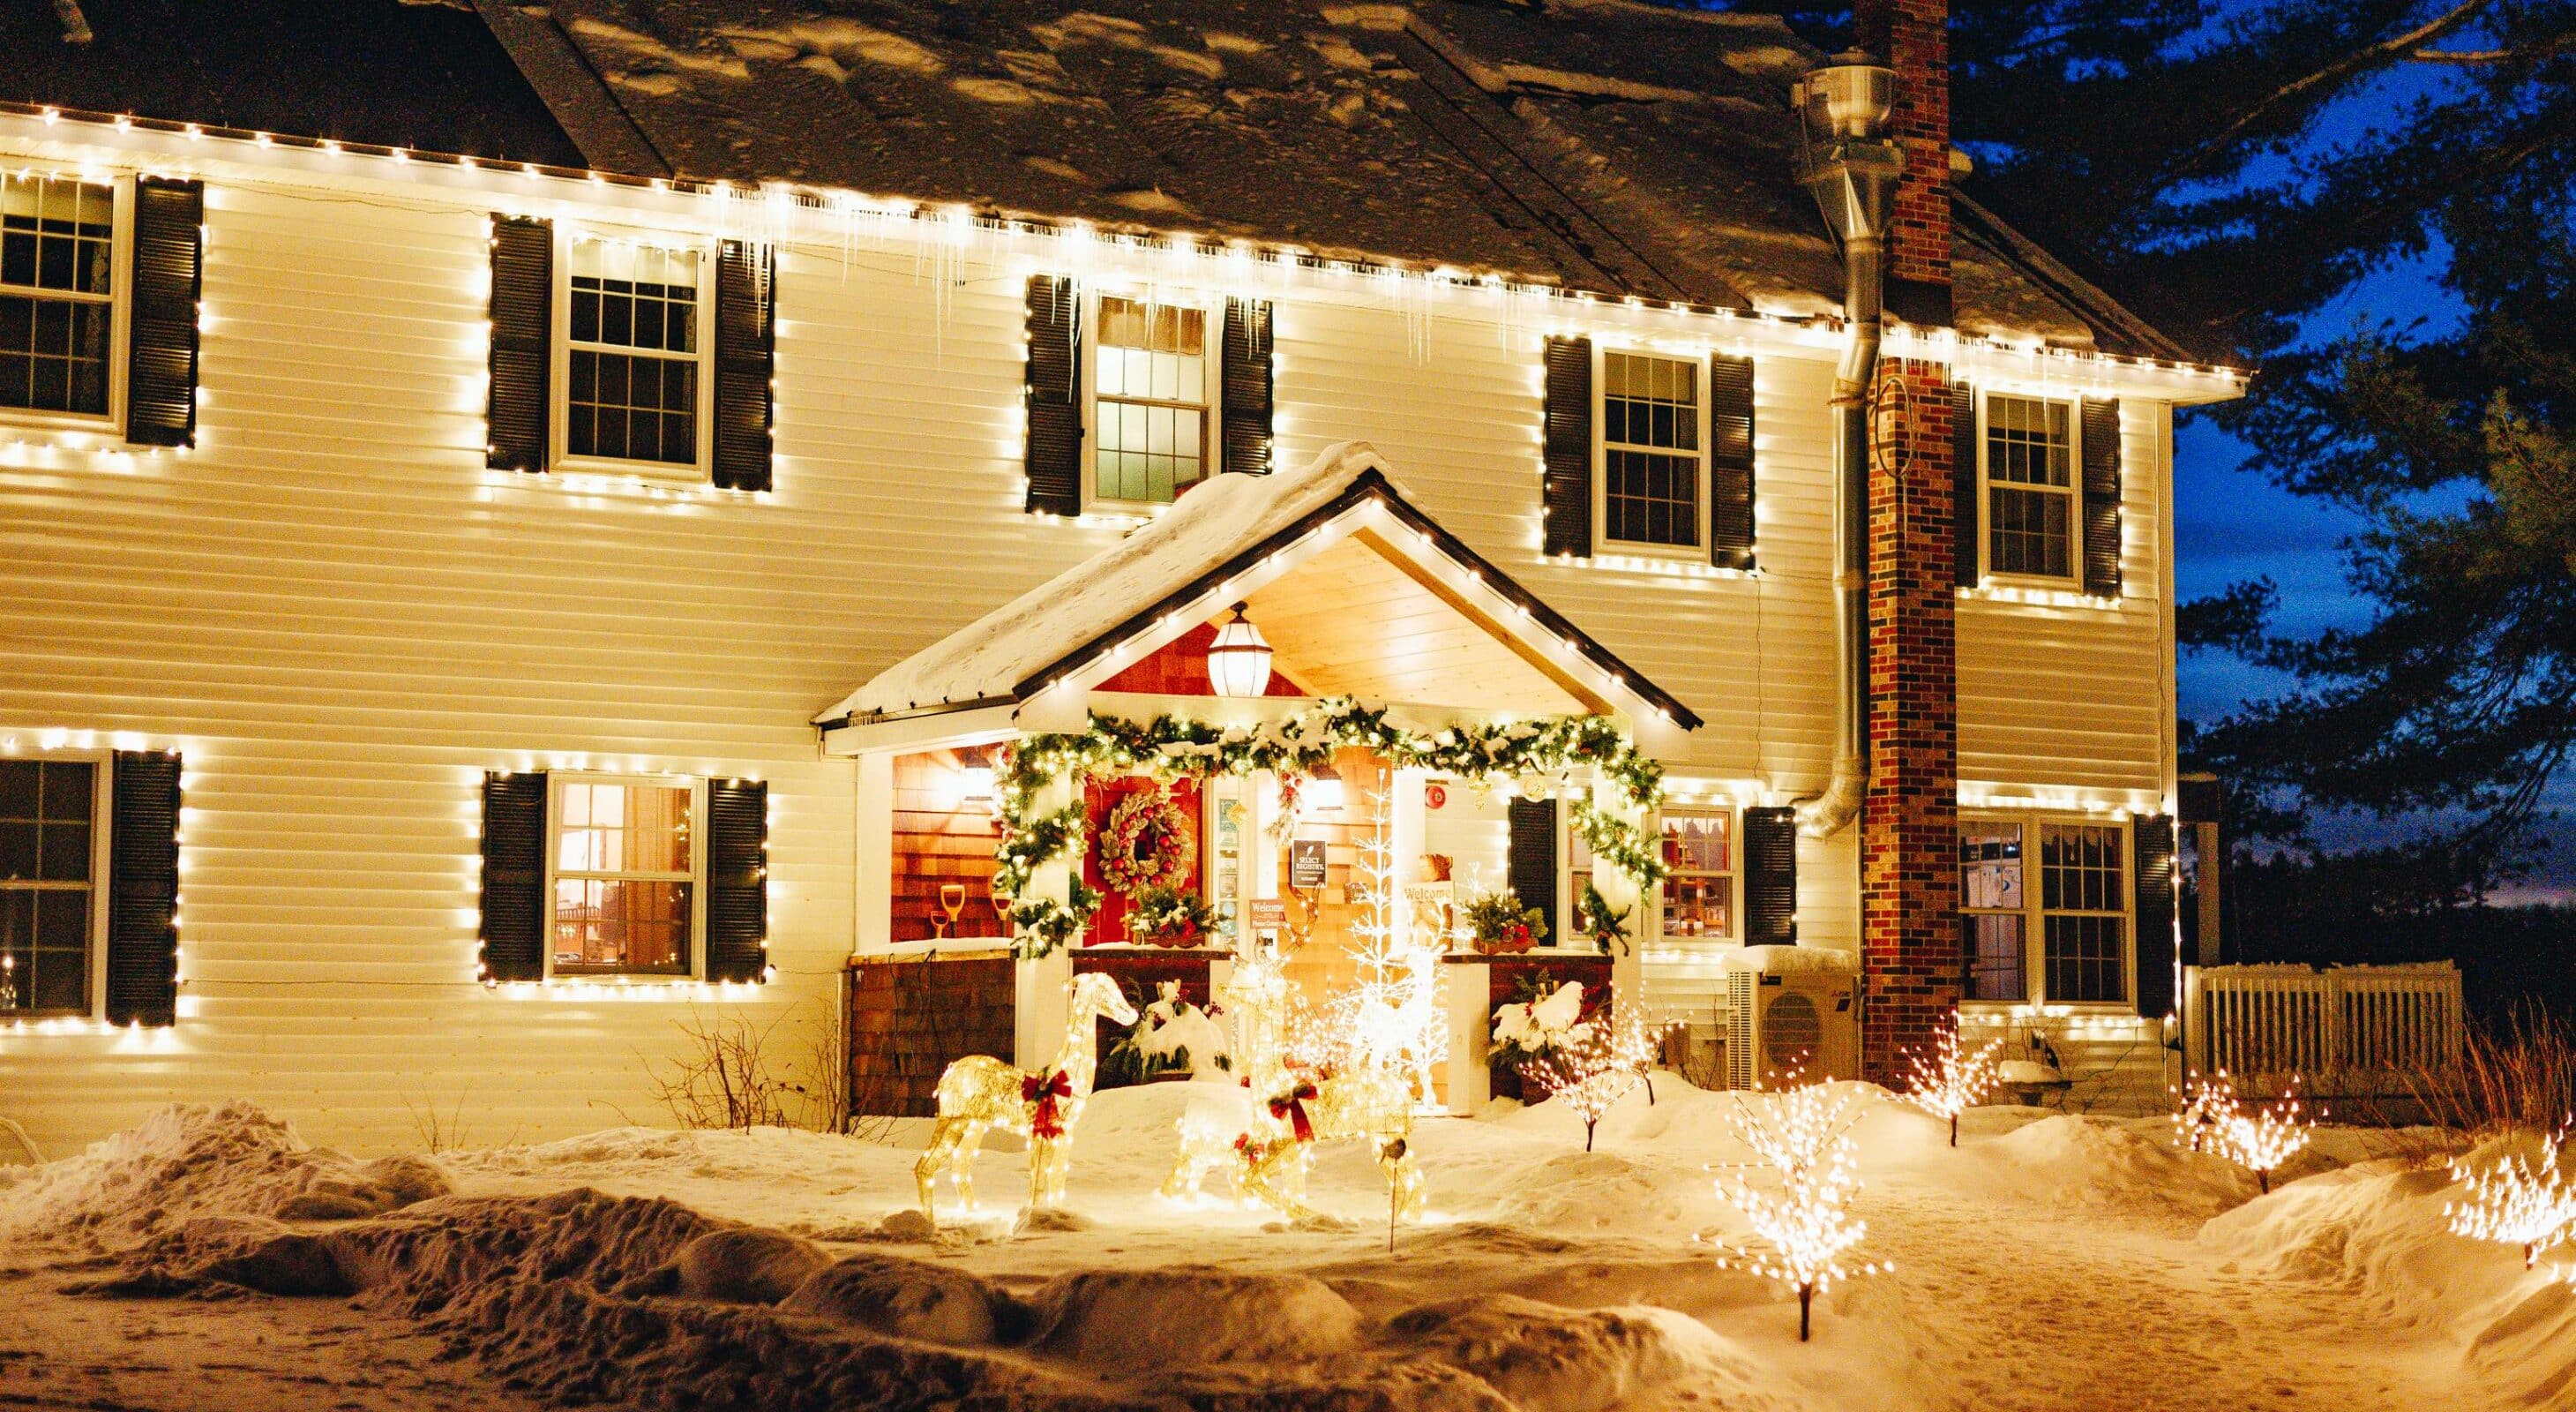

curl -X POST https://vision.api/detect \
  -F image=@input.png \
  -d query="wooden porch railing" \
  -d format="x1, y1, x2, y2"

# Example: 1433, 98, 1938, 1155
2187, 962, 2465, 1093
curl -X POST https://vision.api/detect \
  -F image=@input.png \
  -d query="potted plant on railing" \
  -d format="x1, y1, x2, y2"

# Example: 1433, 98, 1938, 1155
1127, 884, 1224, 949
1463, 889, 1546, 955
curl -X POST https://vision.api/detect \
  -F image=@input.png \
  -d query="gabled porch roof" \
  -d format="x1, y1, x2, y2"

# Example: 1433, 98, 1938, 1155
814, 442, 1701, 743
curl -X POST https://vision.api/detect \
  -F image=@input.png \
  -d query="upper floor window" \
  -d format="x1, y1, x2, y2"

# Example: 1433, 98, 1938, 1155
1961, 816, 2130, 1005
550, 776, 700, 976
1091, 293, 1212, 506
1599, 350, 1706, 552
1657, 807, 1735, 941
0, 757, 103, 1016
1982, 393, 2078, 582
561, 238, 708, 473
1, 173, 118, 421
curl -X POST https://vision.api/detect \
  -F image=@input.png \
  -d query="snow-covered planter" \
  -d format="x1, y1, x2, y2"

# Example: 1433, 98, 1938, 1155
1102, 980, 1232, 1086
1491, 980, 1595, 1092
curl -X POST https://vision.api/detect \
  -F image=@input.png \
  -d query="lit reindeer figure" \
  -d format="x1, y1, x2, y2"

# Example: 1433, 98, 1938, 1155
915, 971, 1138, 1219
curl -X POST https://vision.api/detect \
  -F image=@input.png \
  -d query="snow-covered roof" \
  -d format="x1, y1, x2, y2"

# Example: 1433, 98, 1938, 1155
817, 441, 1701, 729
480, 0, 2181, 358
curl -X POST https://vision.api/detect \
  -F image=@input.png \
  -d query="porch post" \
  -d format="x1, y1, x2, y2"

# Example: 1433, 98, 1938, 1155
1015, 770, 1078, 1068
854, 753, 893, 956
1591, 776, 1648, 1019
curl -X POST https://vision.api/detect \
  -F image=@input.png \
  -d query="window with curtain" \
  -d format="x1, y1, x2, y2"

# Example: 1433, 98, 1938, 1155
1657, 809, 1734, 940
1959, 816, 2130, 1004
0, 174, 116, 417
551, 778, 696, 974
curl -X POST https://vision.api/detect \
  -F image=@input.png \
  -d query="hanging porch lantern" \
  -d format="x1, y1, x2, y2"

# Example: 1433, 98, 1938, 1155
1206, 603, 1274, 698
1307, 762, 1345, 814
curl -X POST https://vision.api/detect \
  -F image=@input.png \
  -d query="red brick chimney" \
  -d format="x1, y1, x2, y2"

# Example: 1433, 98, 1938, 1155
1854, 0, 1961, 1081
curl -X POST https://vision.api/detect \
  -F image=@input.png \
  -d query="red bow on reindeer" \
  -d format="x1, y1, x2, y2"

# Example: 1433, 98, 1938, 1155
1269, 1080, 1320, 1144
1022, 1069, 1073, 1139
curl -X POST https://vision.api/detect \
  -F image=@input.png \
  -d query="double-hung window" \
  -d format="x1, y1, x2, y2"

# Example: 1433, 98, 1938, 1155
1090, 293, 1213, 507
560, 238, 710, 474
1960, 816, 2130, 1004
1599, 350, 1707, 552
0, 758, 104, 1015
1657, 807, 1735, 942
548, 776, 702, 977
0, 173, 119, 423
1981, 393, 2078, 582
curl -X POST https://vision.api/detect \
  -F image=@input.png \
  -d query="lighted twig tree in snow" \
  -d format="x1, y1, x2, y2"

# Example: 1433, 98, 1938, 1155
2447, 1123, 2576, 1268
1900, 1012, 2002, 1147
2173, 1070, 2316, 1195
1709, 1083, 1883, 1341
1306, 787, 1443, 1105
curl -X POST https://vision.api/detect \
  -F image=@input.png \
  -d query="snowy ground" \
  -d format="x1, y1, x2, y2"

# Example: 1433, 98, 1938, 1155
1, 1079, 2568, 1411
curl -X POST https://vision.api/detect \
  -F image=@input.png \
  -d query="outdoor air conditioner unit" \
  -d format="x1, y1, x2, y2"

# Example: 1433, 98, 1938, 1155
1722, 950, 1861, 1090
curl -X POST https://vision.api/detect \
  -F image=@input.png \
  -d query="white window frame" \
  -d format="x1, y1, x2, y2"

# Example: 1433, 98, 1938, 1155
0, 750, 114, 1019
1592, 344, 1712, 559
1958, 811, 2134, 1010
0, 172, 132, 436
549, 232, 717, 482
1978, 389, 2084, 590
1081, 287, 1224, 513
543, 771, 708, 980
1649, 803, 1739, 946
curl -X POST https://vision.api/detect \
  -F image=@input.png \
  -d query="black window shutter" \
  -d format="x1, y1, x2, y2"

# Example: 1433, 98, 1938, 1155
1506, 797, 1558, 938
1220, 297, 1273, 476
1542, 336, 1592, 557
1742, 805, 1798, 945
1952, 383, 1980, 588
712, 240, 775, 492
704, 779, 768, 983
2081, 398, 2123, 597
479, 771, 548, 983
124, 178, 202, 448
1708, 353, 1756, 570
1024, 274, 1082, 515
105, 750, 181, 1025
486, 215, 552, 472
2132, 814, 2177, 1019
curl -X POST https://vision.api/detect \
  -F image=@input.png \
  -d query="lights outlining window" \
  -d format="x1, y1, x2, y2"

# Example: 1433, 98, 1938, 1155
1599, 351, 1705, 551
0, 174, 117, 418
1657, 808, 1734, 941
1092, 294, 1209, 505
549, 777, 699, 976
1983, 393, 2077, 582
1960, 816, 2130, 1005
0, 758, 100, 1015
564, 239, 704, 469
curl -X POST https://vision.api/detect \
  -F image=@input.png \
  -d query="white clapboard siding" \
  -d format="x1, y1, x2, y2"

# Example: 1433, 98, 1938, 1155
0, 135, 2182, 1153
1958, 401, 2173, 806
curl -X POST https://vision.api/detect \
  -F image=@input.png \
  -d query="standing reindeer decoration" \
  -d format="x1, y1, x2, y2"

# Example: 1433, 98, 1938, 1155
915, 970, 1138, 1220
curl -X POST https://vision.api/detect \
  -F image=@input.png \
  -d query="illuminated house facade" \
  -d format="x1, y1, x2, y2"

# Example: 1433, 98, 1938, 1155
0, 0, 2235, 1151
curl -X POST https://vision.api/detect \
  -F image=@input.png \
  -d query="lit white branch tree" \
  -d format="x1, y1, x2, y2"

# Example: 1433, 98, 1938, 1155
1711, 1082, 1884, 1341
2174, 1070, 2317, 1195
1901, 1012, 2002, 1147
2447, 1123, 2576, 1268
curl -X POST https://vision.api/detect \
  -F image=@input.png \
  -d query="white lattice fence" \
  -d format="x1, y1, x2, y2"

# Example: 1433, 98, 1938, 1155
2190, 963, 2464, 1093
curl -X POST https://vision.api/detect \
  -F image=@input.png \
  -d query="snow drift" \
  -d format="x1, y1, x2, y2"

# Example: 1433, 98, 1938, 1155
0, 1101, 447, 1251
2202, 1140, 2576, 1407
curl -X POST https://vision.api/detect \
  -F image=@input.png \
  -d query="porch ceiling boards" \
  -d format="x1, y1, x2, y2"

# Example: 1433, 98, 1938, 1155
1241, 533, 1584, 718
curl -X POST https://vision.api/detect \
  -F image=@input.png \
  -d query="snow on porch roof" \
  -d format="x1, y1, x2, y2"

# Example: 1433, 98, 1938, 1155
815, 442, 1702, 732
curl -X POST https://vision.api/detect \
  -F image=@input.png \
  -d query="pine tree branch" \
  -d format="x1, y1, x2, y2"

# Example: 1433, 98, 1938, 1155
2410, 30, 2576, 64
2177, 0, 2495, 178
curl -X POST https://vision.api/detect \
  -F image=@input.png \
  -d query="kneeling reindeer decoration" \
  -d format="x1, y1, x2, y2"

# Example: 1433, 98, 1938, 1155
916, 971, 1139, 1220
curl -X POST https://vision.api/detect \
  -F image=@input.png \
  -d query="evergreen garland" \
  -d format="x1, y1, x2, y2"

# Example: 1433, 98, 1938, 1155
992, 696, 1666, 959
